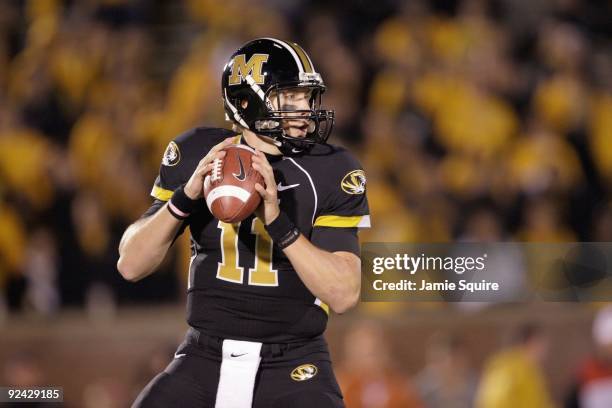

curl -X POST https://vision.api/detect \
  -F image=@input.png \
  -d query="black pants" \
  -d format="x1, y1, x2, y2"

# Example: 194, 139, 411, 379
132, 328, 344, 408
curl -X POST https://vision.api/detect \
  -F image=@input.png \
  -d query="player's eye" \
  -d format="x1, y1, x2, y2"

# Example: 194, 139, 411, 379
283, 92, 298, 101
284, 89, 311, 100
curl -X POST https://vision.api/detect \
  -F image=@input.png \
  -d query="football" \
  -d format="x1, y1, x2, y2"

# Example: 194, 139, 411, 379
203, 145, 263, 223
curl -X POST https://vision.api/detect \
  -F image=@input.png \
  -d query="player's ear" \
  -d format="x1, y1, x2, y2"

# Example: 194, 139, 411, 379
241, 99, 248, 109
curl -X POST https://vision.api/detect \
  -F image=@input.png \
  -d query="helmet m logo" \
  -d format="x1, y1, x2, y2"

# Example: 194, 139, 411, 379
228, 54, 269, 86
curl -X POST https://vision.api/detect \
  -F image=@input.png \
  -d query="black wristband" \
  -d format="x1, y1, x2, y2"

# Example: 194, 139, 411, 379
265, 211, 300, 249
169, 185, 200, 217
167, 202, 188, 220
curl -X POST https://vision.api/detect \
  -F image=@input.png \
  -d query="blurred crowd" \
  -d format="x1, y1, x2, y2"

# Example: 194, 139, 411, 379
0, 0, 611, 313
335, 308, 612, 408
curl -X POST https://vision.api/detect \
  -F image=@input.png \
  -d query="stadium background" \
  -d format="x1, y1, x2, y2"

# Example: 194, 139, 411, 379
0, 0, 611, 406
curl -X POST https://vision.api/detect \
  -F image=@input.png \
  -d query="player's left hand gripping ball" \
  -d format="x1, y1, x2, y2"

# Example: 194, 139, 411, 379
203, 145, 263, 223
251, 150, 280, 225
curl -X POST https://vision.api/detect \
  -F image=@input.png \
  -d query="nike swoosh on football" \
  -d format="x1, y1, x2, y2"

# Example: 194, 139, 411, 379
174, 353, 186, 359
232, 154, 246, 181
230, 352, 248, 358
277, 183, 300, 191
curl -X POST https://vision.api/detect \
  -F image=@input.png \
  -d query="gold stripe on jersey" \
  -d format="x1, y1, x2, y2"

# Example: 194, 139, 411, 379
314, 215, 365, 228
151, 185, 173, 201
287, 42, 314, 73
314, 297, 330, 315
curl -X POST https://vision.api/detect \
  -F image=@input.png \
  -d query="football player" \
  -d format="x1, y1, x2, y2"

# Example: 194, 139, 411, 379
118, 38, 370, 407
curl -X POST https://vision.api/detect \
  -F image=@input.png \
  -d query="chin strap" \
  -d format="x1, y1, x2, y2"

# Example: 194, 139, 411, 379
250, 127, 318, 156
276, 135, 315, 156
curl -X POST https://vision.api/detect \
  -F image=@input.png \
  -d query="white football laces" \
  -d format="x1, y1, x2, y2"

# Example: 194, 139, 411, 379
211, 158, 223, 181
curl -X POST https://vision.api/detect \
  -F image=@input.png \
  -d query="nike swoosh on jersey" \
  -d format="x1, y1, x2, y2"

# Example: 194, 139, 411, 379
230, 352, 248, 358
277, 183, 300, 191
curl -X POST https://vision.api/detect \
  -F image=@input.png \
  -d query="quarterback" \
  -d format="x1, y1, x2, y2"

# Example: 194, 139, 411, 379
118, 38, 370, 407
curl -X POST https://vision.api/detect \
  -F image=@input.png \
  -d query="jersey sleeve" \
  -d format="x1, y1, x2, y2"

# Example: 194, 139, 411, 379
150, 141, 187, 201
150, 129, 200, 202
314, 149, 370, 229
141, 132, 193, 233
310, 148, 370, 255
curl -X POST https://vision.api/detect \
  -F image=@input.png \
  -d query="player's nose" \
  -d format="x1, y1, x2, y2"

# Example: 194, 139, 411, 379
292, 107, 310, 120
294, 98, 311, 113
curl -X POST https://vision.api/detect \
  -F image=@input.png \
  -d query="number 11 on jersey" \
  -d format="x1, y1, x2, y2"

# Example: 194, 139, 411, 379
216, 219, 279, 286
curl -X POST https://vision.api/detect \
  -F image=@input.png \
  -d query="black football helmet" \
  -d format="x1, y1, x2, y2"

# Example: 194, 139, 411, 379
221, 38, 334, 155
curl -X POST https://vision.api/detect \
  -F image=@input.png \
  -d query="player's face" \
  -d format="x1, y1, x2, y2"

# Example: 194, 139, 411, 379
269, 88, 314, 138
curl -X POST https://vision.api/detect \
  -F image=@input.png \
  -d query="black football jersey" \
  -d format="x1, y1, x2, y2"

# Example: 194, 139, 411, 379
148, 127, 370, 342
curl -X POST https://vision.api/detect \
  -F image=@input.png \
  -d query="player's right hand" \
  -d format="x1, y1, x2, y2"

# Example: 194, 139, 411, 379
184, 137, 234, 199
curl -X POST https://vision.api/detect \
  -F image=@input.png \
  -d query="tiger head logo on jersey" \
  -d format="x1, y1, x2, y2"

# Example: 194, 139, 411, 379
341, 170, 366, 195
290, 364, 318, 381
162, 141, 180, 166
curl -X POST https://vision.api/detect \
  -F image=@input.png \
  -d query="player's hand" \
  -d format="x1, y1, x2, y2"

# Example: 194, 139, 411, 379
252, 150, 280, 225
184, 137, 234, 199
